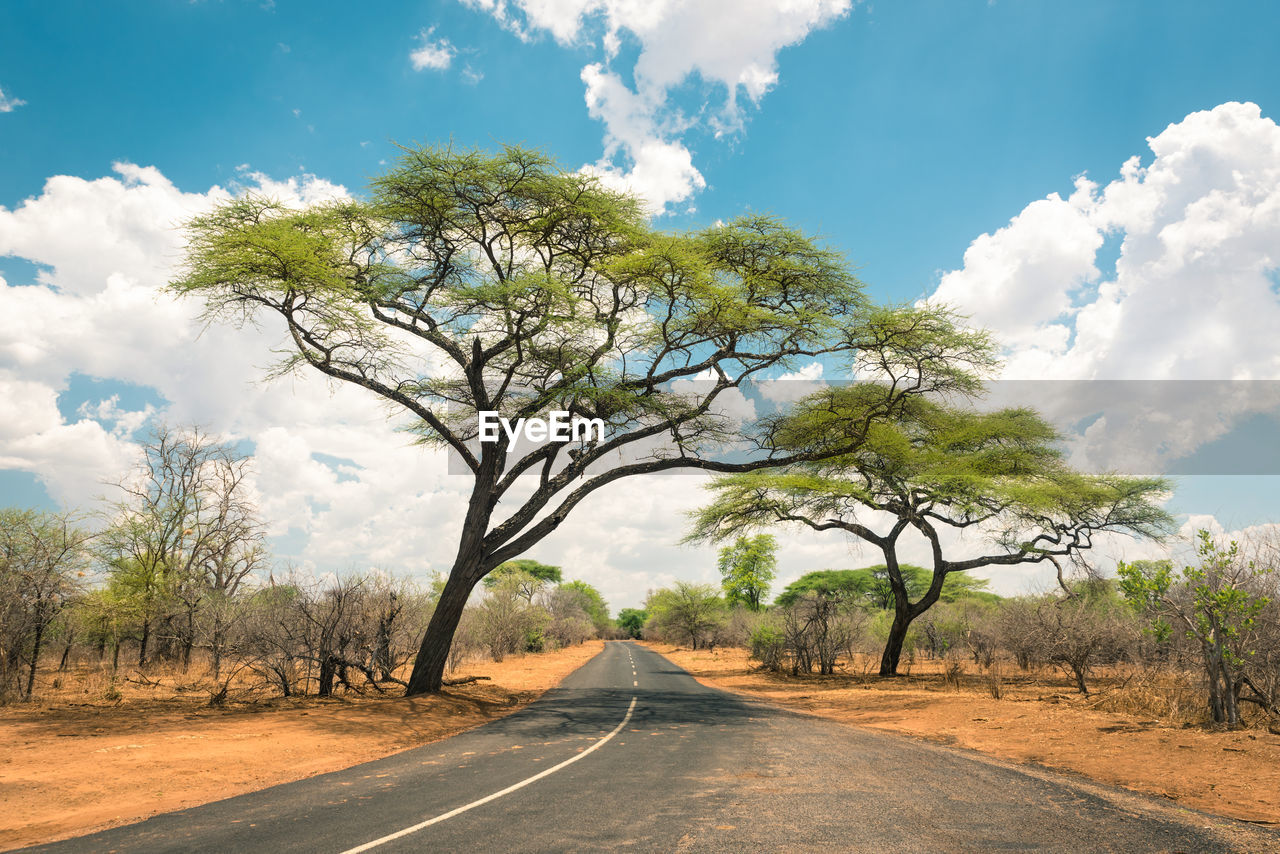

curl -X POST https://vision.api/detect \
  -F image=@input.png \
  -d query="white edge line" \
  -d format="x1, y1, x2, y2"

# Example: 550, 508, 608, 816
338, 696, 638, 854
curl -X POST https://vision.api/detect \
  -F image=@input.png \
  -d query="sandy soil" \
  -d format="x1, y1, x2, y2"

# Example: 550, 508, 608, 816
643, 642, 1280, 827
0, 641, 605, 850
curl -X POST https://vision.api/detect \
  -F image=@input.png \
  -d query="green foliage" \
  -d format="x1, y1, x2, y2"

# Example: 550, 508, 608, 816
1119, 529, 1273, 726
616, 607, 648, 639
484, 559, 563, 589
774, 568, 875, 607
748, 623, 787, 671
775, 566, 995, 609
556, 580, 610, 632
938, 571, 1000, 604
1120, 532, 1270, 666
645, 582, 726, 650
717, 534, 777, 611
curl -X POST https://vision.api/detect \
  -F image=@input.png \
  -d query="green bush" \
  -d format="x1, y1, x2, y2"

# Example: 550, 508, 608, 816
749, 624, 786, 672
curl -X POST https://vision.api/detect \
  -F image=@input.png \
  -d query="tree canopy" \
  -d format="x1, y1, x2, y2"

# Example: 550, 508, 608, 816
689, 395, 1173, 674
774, 565, 996, 608
173, 143, 998, 694
717, 534, 777, 611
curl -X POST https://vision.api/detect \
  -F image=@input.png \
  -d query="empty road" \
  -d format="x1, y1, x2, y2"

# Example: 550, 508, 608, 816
22, 641, 1279, 853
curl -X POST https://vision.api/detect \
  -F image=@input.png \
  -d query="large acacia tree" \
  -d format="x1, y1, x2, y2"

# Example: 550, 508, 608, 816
173, 145, 994, 694
688, 395, 1174, 675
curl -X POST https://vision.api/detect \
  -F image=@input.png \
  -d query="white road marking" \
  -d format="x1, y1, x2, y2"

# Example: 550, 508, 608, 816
338, 696, 638, 853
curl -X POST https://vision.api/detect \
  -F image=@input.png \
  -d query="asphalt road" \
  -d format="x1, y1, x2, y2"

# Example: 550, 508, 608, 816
22, 641, 1280, 853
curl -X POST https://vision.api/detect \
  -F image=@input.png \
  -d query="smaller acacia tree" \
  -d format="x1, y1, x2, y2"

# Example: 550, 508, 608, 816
689, 396, 1173, 676
482, 560, 562, 604
1120, 531, 1274, 727
717, 534, 776, 611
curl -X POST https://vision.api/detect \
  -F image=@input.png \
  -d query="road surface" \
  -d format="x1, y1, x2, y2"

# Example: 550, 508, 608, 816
22, 641, 1279, 852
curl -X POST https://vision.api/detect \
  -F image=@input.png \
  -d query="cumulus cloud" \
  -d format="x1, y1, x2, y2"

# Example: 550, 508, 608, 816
463, 0, 852, 213
935, 102, 1280, 383
0, 85, 24, 113
930, 102, 1280, 476
757, 361, 826, 404
410, 26, 456, 71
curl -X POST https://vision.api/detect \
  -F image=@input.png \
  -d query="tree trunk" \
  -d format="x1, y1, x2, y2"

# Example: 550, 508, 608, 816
138, 619, 150, 667
1072, 662, 1089, 695
25, 622, 45, 699
880, 606, 911, 676
317, 654, 337, 698
211, 621, 224, 680
181, 608, 195, 673
405, 561, 483, 695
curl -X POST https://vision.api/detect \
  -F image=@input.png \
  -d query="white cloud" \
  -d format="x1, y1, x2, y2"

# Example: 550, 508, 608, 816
410, 27, 457, 71
464, 0, 852, 213
0, 85, 24, 113
930, 102, 1280, 475
758, 361, 826, 404
934, 102, 1280, 383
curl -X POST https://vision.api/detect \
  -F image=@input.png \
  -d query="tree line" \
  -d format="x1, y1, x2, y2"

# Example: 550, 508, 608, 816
640, 532, 1280, 729
0, 428, 613, 704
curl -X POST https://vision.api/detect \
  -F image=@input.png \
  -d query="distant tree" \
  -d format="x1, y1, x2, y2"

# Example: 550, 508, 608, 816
482, 561, 560, 605
97, 426, 267, 671
174, 143, 997, 694
646, 583, 726, 650
616, 608, 648, 639
774, 568, 876, 608
717, 534, 776, 611
775, 565, 993, 609
556, 580, 610, 632
938, 571, 1000, 604
1031, 583, 1135, 694
0, 508, 92, 700
476, 571, 548, 661
1120, 530, 1274, 727
690, 399, 1173, 676
485, 559, 563, 589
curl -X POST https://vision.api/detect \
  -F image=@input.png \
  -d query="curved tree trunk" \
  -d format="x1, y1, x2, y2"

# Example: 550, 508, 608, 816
405, 566, 482, 695
879, 606, 912, 676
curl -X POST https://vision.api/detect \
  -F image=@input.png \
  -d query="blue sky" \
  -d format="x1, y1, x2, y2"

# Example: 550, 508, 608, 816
3, 0, 1280, 603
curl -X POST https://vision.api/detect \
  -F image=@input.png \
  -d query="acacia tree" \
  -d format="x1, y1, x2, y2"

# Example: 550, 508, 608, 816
688, 398, 1173, 676
173, 145, 994, 694
717, 534, 776, 611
